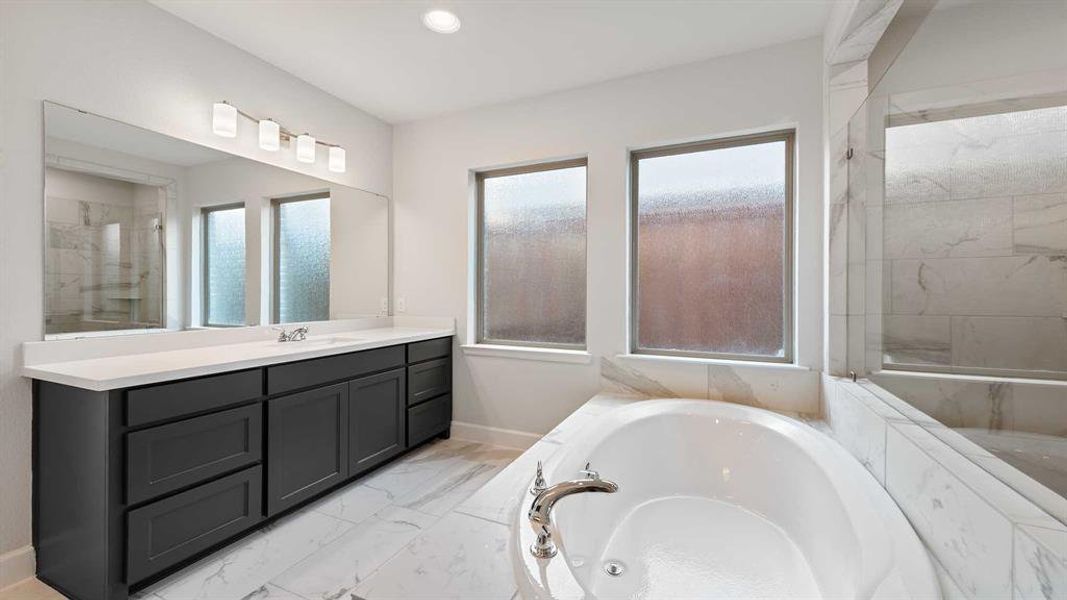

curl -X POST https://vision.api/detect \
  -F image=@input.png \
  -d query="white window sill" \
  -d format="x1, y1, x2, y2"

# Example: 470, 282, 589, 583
461, 344, 593, 364
615, 353, 810, 371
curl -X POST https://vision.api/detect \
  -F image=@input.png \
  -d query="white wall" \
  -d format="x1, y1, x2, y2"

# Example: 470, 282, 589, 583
393, 37, 825, 438
0, 0, 392, 578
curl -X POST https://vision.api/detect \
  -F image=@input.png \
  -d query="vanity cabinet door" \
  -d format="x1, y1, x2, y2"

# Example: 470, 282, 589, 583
348, 368, 407, 476
407, 358, 451, 406
408, 393, 452, 447
127, 466, 262, 584
127, 403, 262, 504
267, 383, 348, 515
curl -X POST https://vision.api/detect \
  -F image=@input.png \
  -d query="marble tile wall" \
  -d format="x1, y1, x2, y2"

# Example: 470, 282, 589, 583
825, 57, 872, 377
598, 356, 820, 415
877, 105, 1067, 376
825, 376, 1067, 599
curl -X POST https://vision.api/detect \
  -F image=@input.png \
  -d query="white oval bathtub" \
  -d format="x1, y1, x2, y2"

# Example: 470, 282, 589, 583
514, 399, 940, 599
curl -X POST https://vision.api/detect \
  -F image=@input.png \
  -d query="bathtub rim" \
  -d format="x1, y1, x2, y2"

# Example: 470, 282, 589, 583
513, 397, 941, 600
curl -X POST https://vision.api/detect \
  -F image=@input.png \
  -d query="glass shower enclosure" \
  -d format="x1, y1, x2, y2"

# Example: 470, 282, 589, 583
846, 0, 1067, 520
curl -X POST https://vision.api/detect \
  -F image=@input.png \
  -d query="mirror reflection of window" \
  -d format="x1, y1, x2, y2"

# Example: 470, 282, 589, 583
202, 204, 246, 327
273, 194, 331, 323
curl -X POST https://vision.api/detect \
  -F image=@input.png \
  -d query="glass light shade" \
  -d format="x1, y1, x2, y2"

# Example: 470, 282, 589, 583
296, 134, 316, 163
212, 102, 237, 138
258, 119, 280, 151
328, 146, 346, 173
422, 10, 461, 33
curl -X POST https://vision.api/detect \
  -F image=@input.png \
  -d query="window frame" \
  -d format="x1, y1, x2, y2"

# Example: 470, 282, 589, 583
201, 202, 246, 328
271, 191, 332, 324
475, 157, 589, 350
629, 129, 796, 363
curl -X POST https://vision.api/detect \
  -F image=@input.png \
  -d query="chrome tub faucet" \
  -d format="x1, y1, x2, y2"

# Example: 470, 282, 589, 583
527, 463, 618, 559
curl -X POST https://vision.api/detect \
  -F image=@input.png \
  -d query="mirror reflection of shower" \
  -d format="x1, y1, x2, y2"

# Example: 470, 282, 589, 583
44, 166, 166, 335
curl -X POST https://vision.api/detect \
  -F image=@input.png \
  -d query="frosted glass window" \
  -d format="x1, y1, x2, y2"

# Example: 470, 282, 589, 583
478, 160, 587, 347
274, 195, 330, 323
203, 205, 246, 326
632, 132, 793, 360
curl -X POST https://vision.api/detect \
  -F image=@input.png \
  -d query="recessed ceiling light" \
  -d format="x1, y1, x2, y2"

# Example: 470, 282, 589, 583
422, 9, 461, 34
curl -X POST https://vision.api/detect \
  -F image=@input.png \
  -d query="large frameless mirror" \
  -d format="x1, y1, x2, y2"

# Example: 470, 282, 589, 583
43, 101, 389, 338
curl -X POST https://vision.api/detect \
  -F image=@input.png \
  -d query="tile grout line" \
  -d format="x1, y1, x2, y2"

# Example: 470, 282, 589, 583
268, 581, 313, 600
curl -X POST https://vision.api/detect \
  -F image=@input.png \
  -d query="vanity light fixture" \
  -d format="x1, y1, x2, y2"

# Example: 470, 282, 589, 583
258, 119, 280, 151
212, 102, 238, 138
328, 146, 346, 173
296, 133, 316, 163
209, 101, 345, 173
422, 9, 461, 34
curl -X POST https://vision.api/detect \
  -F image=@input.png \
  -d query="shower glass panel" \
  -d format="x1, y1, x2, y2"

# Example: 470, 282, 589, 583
882, 103, 1067, 377
847, 0, 1067, 520
44, 167, 165, 334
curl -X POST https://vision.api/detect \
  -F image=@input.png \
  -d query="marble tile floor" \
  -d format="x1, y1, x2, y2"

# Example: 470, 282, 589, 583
0, 580, 64, 600
1, 438, 524, 600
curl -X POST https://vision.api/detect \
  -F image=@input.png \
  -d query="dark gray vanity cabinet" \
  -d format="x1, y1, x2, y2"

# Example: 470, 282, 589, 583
33, 336, 453, 600
405, 338, 453, 447
126, 403, 263, 505
127, 466, 263, 583
267, 383, 350, 515
349, 368, 407, 476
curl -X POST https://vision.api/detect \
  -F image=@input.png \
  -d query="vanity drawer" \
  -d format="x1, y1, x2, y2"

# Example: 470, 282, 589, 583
407, 393, 451, 447
407, 337, 451, 363
126, 404, 262, 505
267, 346, 405, 396
407, 358, 451, 406
127, 466, 262, 584
126, 369, 263, 427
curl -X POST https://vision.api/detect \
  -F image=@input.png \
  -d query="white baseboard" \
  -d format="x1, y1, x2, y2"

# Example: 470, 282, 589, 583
450, 421, 541, 450
0, 545, 35, 592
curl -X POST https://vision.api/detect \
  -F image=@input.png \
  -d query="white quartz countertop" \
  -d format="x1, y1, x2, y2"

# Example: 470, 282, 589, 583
22, 325, 454, 391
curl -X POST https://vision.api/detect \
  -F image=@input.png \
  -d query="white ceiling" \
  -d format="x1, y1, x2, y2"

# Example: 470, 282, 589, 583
151, 0, 834, 124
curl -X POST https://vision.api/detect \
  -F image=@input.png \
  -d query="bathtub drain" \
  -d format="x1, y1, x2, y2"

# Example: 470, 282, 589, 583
604, 561, 625, 577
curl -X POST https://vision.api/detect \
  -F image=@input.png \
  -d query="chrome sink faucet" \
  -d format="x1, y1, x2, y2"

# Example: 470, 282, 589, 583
527, 463, 618, 559
275, 325, 309, 342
